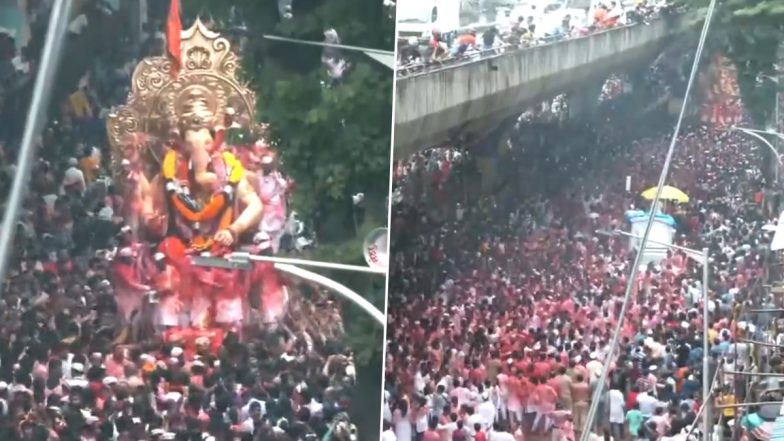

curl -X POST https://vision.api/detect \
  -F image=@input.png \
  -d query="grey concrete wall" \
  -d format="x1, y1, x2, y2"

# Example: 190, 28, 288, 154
394, 16, 690, 158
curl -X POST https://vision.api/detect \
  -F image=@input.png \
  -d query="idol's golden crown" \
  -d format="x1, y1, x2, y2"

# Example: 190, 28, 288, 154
106, 18, 257, 181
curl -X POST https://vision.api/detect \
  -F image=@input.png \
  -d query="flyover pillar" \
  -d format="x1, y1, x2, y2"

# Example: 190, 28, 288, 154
469, 116, 518, 194
568, 81, 604, 120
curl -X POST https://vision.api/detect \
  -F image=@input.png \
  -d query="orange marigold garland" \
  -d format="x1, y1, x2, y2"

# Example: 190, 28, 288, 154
161, 149, 244, 250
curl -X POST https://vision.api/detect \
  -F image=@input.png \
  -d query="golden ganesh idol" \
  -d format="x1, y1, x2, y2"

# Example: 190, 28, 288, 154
106, 19, 287, 339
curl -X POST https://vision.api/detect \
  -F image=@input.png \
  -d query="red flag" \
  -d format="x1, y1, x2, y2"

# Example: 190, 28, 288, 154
166, 0, 182, 77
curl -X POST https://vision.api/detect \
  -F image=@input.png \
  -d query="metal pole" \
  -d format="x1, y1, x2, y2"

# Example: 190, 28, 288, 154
192, 253, 387, 274
600, 229, 703, 256
731, 126, 784, 141
273, 263, 385, 326
714, 401, 783, 409
703, 247, 711, 439
732, 128, 783, 182
776, 83, 781, 186
243, 253, 387, 274
738, 338, 784, 348
721, 371, 784, 377
578, 0, 717, 436
0, 0, 73, 291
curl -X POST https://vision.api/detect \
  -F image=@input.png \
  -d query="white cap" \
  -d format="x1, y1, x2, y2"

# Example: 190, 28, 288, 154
11, 384, 29, 394
103, 376, 118, 386
66, 379, 88, 389
71, 362, 85, 373
171, 347, 183, 357
164, 392, 182, 402
154, 252, 166, 261
118, 248, 133, 258
0, 381, 9, 390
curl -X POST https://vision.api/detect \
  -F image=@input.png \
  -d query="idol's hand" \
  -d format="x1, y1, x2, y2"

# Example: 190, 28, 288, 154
147, 214, 167, 234
172, 298, 183, 313
214, 229, 235, 247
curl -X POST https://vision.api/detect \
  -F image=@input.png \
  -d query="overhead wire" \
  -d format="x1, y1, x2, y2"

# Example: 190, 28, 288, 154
0, 0, 74, 293
260, 34, 394, 56
578, 1, 719, 439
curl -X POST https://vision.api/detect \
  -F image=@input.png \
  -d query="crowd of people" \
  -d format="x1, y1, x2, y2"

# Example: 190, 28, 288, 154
384, 83, 780, 441
0, 4, 359, 441
396, 0, 675, 75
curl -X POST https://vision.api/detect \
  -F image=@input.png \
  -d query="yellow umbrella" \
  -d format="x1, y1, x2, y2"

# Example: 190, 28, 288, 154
640, 185, 689, 203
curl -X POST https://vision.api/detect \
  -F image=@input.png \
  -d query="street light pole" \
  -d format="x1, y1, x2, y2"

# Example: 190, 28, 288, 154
597, 230, 713, 435
703, 247, 711, 440
191, 253, 388, 326
731, 126, 784, 184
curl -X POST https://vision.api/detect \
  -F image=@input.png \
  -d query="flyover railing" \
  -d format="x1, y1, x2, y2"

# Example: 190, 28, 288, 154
395, 9, 684, 78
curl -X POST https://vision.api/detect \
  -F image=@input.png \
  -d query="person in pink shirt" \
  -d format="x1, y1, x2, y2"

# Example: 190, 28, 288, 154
497, 370, 509, 422
450, 379, 472, 408
105, 346, 127, 379
506, 373, 524, 429
549, 407, 575, 441
533, 354, 551, 379
533, 376, 558, 433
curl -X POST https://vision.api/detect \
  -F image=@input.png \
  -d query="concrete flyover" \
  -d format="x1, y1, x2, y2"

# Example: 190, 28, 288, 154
393, 14, 693, 159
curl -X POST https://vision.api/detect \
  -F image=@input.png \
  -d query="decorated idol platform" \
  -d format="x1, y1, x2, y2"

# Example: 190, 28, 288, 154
106, 19, 316, 350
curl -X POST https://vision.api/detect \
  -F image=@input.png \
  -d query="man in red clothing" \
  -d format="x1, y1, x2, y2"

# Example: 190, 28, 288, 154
474, 424, 488, 441
534, 352, 551, 378
423, 419, 442, 441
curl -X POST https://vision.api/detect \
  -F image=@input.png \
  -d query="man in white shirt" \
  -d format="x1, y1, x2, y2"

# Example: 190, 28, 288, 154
304, 393, 323, 418
466, 407, 484, 440
586, 353, 603, 379
477, 393, 496, 430
488, 423, 515, 441
636, 391, 660, 418
451, 380, 472, 408
61, 158, 86, 195
438, 413, 460, 440
381, 421, 397, 441
414, 364, 429, 395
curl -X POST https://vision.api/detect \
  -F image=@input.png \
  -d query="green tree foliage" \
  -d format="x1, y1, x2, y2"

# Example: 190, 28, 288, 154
186, 0, 394, 241
683, 0, 783, 125
181, 1, 392, 435
298, 223, 385, 437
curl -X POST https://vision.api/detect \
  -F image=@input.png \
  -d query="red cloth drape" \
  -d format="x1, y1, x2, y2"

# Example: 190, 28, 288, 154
166, 0, 182, 77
